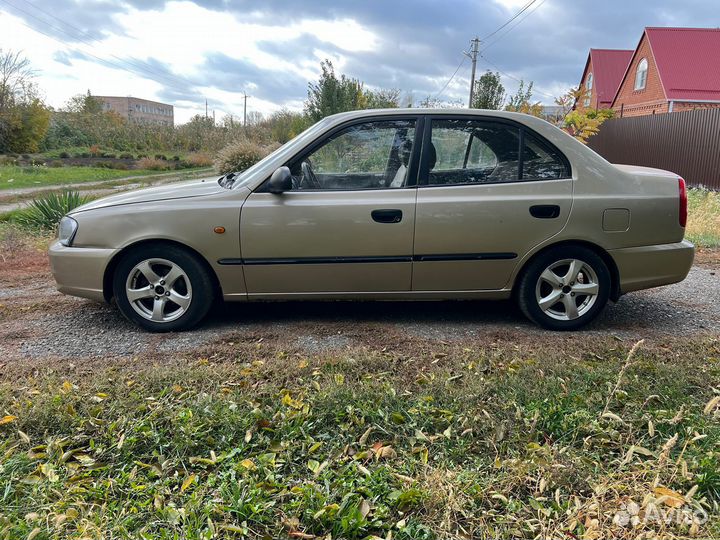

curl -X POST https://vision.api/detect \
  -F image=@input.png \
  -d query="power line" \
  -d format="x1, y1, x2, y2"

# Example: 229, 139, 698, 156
434, 55, 466, 99
482, 0, 548, 52
479, 53, 557, 99
480, 0, 539, 41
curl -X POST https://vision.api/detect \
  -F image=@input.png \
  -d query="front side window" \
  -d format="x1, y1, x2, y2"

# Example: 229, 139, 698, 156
424, 118, 569, 185
634, 58, 648, 90
286, 119, 416, 190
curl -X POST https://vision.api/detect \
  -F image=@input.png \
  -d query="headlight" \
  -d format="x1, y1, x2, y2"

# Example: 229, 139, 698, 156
58, 216, 78, 247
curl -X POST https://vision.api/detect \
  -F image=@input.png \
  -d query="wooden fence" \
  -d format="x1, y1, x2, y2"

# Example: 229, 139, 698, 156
587, 108, 720, 189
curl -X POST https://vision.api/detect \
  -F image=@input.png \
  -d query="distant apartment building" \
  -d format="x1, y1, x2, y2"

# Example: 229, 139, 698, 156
95, 96, 174, 126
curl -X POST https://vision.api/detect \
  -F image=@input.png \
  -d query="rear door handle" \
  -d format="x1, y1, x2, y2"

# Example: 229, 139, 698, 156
529, 205, 560, 219
371, 209, 403, 223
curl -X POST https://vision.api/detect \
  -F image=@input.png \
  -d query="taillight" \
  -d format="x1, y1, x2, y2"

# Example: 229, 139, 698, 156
678, 177, 687, 228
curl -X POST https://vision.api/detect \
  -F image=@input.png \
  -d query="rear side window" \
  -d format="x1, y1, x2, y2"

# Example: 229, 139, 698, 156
424, 118, 570, 185
427, 119, 520, 185
522, 131, 570, 180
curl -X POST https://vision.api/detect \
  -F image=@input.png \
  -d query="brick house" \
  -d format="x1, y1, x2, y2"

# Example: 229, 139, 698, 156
611, 27, 720, 117
576, 49, 633, 111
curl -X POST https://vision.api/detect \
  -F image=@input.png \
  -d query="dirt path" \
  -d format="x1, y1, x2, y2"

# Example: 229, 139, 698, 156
0, 168, 215, 213
1, 248, 718, 367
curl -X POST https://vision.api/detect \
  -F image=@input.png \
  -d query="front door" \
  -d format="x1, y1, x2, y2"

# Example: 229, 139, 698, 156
412, 116, 573, 291
240, 117, 421, 295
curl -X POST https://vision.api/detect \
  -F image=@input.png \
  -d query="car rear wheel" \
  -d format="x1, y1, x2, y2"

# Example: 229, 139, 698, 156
517, 246, 610, 331
113, 245, 214, 332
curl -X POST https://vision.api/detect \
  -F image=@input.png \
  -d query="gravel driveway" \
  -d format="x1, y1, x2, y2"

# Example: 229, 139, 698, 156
1, 251, 717, 363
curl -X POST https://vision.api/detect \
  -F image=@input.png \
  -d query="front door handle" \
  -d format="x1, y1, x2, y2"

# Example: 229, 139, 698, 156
371, 209, 403, 223
529, 205, 560, 219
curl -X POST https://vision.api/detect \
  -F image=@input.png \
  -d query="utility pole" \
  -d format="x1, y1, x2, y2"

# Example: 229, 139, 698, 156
205, 98, 208, 118
243, 93, 248, 127
465, 37, 481, 108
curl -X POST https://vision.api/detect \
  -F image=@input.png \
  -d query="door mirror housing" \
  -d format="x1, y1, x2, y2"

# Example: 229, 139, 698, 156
267, 166, 293, 194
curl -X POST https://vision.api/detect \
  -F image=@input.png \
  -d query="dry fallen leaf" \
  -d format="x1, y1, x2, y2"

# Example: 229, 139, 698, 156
181, 473, 196, 493
653, 486, 684, 508
703, 395, 720, 415
0, 415, 17, 425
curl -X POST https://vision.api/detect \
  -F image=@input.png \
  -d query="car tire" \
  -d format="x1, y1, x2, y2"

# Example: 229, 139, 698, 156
517, 245, 610, 331
112, 244, 215, 332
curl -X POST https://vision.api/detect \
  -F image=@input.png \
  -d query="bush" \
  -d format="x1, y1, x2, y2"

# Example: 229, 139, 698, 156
119, 152, 134, 159
172, 155, 180, 161
154, 153, 167, 160
186, 152, 213, 167
95, 161, 129, 170
58, 151, 70, 158
137, 157, 172, 171
15, 191, 90, 231
214, 140, 278, 175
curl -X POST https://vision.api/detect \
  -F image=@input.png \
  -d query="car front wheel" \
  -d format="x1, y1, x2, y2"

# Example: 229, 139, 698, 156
112, 245, 214, 332
517, 246, 610, 331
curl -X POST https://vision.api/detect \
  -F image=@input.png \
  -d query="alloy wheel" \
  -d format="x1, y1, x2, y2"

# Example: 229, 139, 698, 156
125, 258, 192, 323
534, 258, 600, 321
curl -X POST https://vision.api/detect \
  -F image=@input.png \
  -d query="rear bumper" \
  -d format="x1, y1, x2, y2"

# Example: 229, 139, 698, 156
49, 241, 117, 302
609, 240, 695, 294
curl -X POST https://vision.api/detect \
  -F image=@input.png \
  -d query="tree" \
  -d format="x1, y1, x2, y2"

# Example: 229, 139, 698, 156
471, 71, 505, 110
554, 86, 584, 119
65, 90, 104, 115
553, 86, 614, 143
304, 60, 368, 121
0, 49, 50, 153
563, 108, 614, 144
504, 79, 543, 117
366, 88, 401, 109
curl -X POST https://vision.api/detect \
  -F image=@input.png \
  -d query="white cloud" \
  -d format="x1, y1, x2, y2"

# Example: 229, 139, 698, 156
0, 2, 379, 123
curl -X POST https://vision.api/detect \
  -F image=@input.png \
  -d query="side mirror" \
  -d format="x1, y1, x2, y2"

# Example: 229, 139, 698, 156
267, 166, 293, 194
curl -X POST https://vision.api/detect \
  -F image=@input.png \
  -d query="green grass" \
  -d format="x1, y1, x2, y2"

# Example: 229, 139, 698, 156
0, 338, 718, 539
0, 165, 190, 191
687, 188, 720, 248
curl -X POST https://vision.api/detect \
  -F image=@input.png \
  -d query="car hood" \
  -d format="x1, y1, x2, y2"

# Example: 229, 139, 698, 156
71, 176, 225, 213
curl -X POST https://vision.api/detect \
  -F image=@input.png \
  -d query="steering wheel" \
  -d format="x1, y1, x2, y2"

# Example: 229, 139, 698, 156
300, 160, 322, 189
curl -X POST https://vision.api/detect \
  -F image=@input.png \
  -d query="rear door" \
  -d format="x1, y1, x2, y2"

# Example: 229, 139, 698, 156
412, 116, 573, 291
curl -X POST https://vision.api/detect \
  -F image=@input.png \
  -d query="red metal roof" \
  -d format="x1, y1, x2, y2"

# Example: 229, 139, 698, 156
588, 49, 633, 105
646, 27, 720, 101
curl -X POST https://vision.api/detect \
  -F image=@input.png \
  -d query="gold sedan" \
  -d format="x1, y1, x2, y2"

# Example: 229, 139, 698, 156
49, 109, 694, 331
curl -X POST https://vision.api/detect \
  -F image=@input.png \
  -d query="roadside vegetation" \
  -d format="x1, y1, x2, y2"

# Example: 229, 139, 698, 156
0, 336, 718, 539
0, 165, 191, 191
687, 188, 720, 248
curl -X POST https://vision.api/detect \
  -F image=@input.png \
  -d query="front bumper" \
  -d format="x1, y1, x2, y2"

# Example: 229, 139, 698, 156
49, 241, 117, 302
609, 240, 695, 294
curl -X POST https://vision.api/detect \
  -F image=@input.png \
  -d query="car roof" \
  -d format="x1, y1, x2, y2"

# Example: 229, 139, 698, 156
325, 108, 540, 122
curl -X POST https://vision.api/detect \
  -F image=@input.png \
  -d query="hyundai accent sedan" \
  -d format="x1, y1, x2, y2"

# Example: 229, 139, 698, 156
49, 109, 694, 332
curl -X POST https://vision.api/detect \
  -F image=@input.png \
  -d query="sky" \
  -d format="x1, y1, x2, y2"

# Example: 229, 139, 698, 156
1, 0, 719, 124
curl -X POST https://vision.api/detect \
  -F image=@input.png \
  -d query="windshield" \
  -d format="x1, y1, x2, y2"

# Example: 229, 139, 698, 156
219, 117, 335, 189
